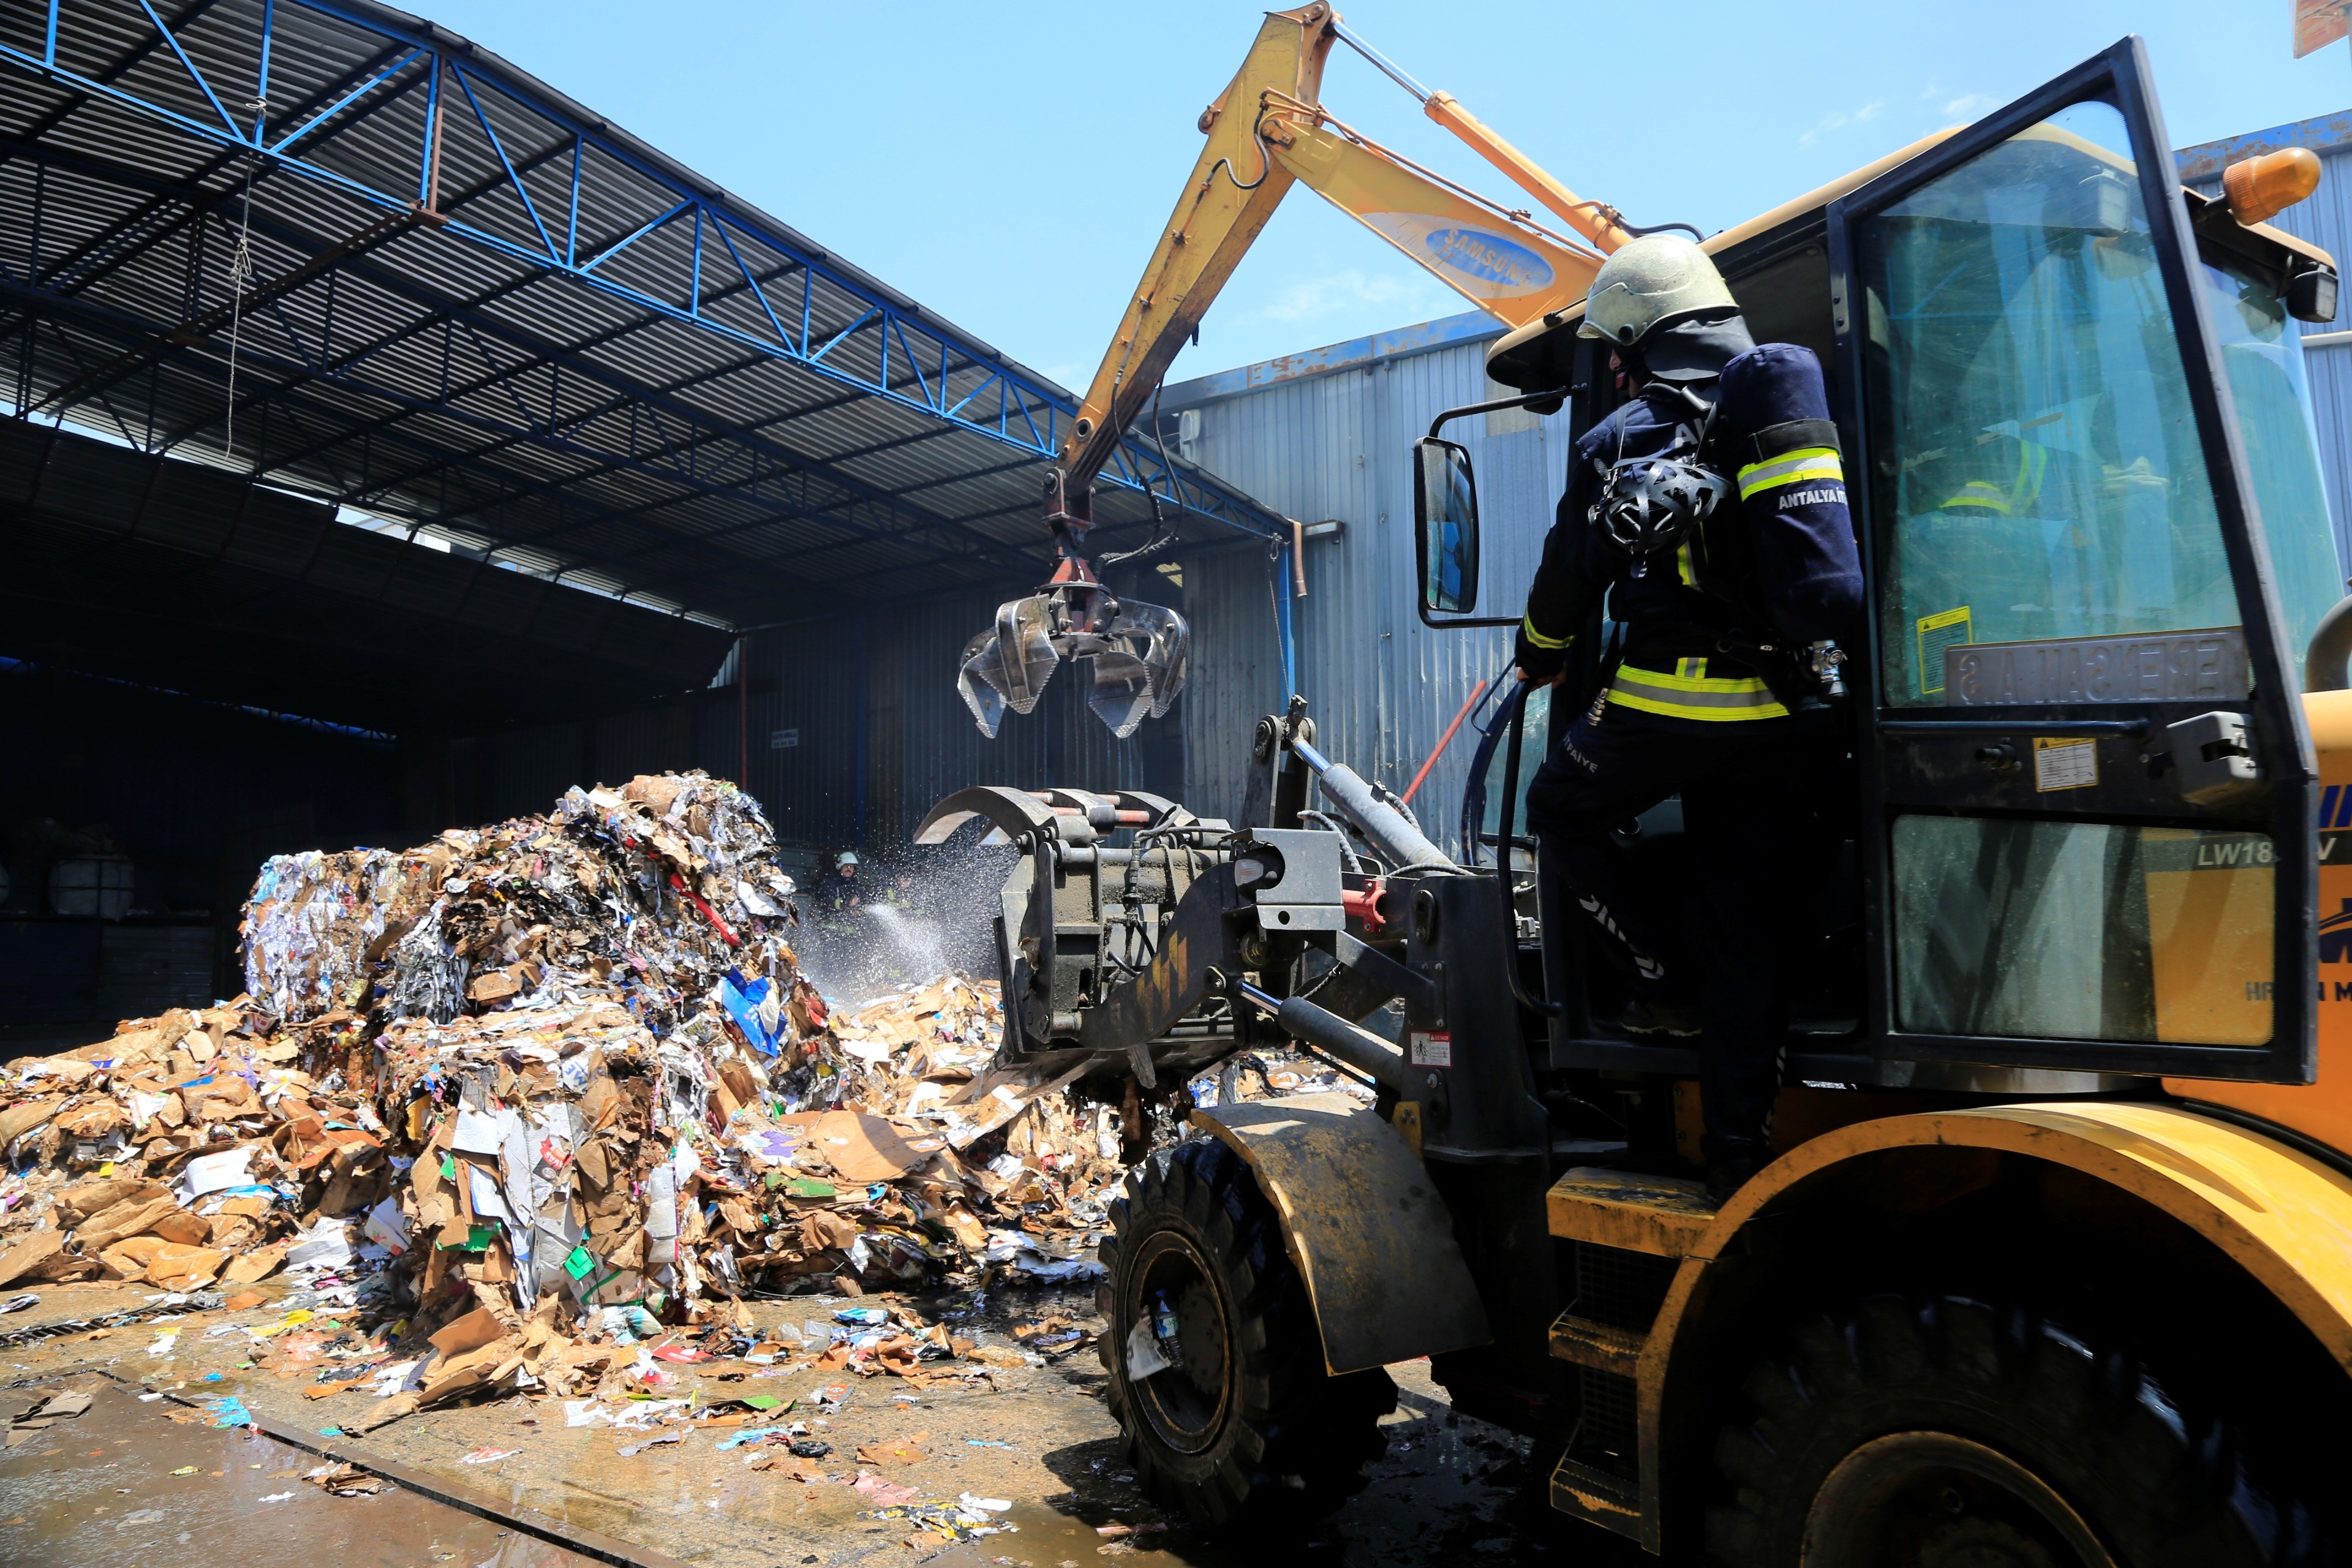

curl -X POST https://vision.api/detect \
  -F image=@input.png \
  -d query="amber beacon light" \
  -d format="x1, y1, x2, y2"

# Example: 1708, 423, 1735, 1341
2223, 146, 2323, 225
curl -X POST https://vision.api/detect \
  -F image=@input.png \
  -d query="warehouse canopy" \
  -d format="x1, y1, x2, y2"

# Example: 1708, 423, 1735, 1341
0, 0, 1281, 636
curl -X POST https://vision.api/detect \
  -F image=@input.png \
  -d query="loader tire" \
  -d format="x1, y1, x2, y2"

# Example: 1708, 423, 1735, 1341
1705, 1294, 2329, 1568
1096, 1135, 1395, 1532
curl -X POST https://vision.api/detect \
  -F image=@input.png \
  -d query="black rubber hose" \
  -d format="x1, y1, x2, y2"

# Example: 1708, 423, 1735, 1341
1497, 680, 1564, 1019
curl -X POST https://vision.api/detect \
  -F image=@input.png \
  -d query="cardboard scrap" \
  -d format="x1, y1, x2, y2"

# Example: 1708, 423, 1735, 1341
303, 1461, 387, 1496
855, 1431, 931, 1466
807, 1111, 945, 1183
0, 767, 1139, 1374
0, 1231, 64, 1289
427, 1305, 507, 1359
6, 1387, 93, 1447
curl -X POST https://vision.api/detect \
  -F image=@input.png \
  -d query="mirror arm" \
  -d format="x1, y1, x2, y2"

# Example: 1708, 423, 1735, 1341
1415, 386, 1569, 631
1414, 387, 1570, 631
1427, 386, 1572, 439
1416, 605, 1520, 630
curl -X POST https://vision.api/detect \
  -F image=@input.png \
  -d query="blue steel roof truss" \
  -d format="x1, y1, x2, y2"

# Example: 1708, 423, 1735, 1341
0, 0, 1280, 624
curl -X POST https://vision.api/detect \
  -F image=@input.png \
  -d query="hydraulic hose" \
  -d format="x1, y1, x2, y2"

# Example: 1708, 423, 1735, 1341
1286, 736, 1454, 872
1496, 681, 1564, 1019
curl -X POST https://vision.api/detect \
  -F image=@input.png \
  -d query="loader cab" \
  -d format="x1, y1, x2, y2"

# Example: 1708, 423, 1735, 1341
1437, 39, 2343, 1095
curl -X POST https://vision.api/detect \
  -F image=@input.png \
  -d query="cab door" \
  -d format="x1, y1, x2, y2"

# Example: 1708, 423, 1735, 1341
1826, 38, 2321, 1082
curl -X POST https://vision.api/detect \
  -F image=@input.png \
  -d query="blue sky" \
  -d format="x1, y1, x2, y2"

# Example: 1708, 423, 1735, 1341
422, 1, 2352, 392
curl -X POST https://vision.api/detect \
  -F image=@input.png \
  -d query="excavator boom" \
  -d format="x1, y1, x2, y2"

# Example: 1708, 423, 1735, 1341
1057, 6, 1341, 495
1268, 109, 1604, 331
955, 5, 1630, 739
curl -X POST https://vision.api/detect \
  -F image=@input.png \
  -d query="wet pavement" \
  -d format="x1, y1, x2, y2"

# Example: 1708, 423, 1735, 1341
0, 1376, 592, 1567
0, 1281, 1649, 1567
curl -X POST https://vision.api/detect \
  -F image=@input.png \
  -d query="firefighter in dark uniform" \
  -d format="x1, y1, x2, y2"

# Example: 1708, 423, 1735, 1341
1513, 235, 1863, 1202
813, 850, 864, 937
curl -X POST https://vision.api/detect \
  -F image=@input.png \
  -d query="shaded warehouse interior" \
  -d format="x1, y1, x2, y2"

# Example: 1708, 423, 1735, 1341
0, 0, 1286, 1035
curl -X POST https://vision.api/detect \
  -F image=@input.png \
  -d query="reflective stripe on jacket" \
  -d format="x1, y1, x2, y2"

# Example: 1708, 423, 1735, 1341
1607, 657, 1790, 722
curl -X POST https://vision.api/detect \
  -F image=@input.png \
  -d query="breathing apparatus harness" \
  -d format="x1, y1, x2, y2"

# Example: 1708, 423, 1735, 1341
1586, 382, 1847, 713
1588, 381, 1730, 578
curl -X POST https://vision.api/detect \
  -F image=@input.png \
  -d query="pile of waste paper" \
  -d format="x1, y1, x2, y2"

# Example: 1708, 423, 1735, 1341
0, 772, 1131, 1422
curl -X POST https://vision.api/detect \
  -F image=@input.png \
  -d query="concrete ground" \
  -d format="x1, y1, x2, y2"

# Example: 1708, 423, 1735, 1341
0, 1280, 1651, 1567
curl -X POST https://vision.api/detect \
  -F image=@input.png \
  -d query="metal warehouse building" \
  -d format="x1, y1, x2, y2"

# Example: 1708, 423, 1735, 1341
0, 0, 1281, 1036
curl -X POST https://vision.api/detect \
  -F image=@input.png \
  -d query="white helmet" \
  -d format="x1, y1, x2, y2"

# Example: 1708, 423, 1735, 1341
1577, 234, 1738, 349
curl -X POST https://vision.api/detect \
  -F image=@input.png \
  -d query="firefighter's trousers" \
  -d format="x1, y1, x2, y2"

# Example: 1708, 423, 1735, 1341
1525, 693, 1840, 1163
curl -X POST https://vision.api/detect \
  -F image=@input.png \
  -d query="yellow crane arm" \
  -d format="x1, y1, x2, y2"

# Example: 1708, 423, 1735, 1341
1055, 5, 1338, 491
1058, 6, 1626, 488
965, 7, 1632, 738
1265, 105, 1605, 333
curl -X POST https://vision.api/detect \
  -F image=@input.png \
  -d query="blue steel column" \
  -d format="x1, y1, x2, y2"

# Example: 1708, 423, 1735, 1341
1276, 543, 1299, 699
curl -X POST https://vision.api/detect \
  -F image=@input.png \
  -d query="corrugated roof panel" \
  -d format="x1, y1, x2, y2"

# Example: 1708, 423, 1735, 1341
0, 0, 1284, 634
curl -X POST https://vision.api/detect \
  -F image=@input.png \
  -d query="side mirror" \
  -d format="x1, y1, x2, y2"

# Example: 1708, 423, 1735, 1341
1414, 437, 1480, 615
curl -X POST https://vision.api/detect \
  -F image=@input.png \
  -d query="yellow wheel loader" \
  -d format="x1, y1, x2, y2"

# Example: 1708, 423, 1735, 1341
925, 24, 2352, 1567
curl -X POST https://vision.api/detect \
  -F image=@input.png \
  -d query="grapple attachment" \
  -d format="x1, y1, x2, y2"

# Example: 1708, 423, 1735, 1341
957, 578, 1190, 739
957, 478, 1190, 738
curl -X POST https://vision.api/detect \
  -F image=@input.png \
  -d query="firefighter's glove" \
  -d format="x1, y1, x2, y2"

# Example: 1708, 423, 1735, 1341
1514, 622, 1569, 685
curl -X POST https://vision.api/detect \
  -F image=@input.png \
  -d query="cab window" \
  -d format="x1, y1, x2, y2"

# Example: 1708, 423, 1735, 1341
2201, 251, 2342, 658
1858, 100, 2242, 706
1892, 815, 2274, 1045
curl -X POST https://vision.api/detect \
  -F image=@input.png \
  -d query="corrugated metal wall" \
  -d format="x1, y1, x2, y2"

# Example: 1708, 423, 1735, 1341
1178, 541, 1286, 826
1157, 311, 1559, 842
2181, 111, 2352, 572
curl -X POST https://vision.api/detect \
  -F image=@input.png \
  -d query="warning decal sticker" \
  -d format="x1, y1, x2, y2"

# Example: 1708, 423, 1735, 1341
2033, 736, 2098, 792
1917, 606, 1973, 696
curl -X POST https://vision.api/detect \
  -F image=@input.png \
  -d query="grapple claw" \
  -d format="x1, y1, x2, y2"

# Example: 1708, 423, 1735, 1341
957, 595, 1062, 736
1109, 598, 1189, 719
1087, 649, 1154, 738
954, 629, 1009, 739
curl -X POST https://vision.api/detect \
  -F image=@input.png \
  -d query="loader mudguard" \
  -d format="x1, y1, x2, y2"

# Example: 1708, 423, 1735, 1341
1641, 1102, 2352, 1539
1191, 1091, 1492, 1376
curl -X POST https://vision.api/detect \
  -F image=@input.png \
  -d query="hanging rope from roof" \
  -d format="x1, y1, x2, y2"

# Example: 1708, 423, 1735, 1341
222, 96, 266, 466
